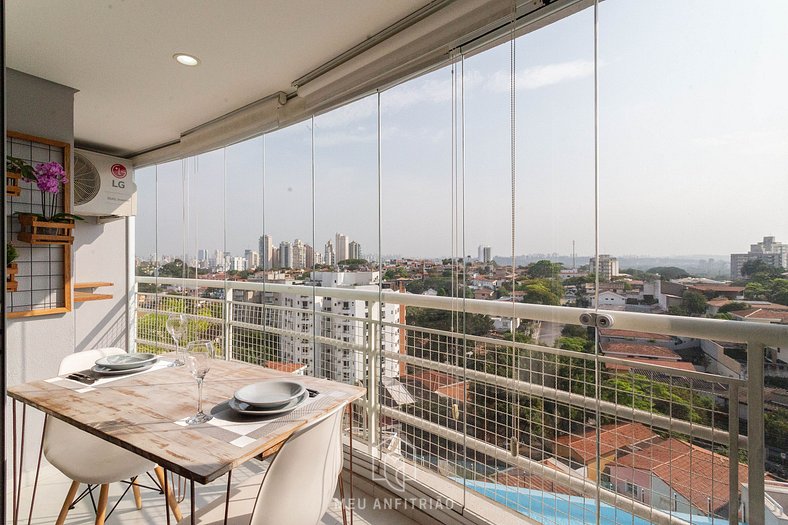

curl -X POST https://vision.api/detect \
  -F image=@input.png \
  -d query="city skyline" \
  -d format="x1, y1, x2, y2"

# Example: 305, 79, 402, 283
135, 1, 788, 261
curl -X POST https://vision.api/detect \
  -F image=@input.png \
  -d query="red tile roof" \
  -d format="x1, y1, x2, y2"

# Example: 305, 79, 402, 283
435, 381, 469, 402
403, 370, 459, 391
555, 422, 658, 464
688, 284, 745, 293
602, 342, 682, 360
605, 358, 697, 373
598, 329, 673, 341
730, 308, 788, 323
614, 439, 748, 514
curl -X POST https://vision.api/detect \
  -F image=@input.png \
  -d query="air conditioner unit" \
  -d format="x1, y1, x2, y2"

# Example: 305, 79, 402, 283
73, 149, 136, 219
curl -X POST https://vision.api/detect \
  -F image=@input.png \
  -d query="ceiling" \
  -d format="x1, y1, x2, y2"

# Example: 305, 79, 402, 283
6, 0, 430, 157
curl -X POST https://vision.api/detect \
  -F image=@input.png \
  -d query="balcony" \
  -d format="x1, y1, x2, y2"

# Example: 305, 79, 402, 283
5, 1, 788, 524
127, 275, 786, 525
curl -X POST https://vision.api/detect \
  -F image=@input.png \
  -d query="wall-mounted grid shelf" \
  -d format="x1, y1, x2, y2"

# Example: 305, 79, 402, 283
5, 131, 73, 318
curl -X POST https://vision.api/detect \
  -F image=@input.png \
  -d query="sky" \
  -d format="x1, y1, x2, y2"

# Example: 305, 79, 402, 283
136, 0, 788, 262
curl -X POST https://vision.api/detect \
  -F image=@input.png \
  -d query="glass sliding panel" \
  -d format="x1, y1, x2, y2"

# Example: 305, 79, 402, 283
314, 95, 380, 386
380, 65, 463, 496
263, 121, 315, 376
596, 1, 788, 523
224, 139, 266, 363
134, 165, 160, 350
184, 150, 226, 354
516, 8, 597, 525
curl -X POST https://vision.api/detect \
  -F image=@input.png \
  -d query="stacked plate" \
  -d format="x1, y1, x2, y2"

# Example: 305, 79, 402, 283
91, 353, 158, 375
229, 380, 308, 416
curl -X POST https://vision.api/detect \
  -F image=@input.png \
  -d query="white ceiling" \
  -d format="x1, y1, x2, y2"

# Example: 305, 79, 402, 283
6, 0, 430, 157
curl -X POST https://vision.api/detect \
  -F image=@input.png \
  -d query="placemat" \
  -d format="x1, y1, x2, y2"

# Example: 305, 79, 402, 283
175, 390, 347, 448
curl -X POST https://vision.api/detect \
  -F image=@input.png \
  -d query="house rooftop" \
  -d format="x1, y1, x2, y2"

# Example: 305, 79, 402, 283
601, 342, 682, 360
598, 329, 673, 341
555, 422, 657, 464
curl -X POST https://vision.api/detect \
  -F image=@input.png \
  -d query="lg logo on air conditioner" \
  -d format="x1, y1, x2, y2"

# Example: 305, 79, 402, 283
111, 163, 127, 188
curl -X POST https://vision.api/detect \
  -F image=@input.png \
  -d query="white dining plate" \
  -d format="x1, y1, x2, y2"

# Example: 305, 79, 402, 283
229, 390, 309, 416
234, 380, 306, 408
95, 353, 158, 370
91, 362, 155, 376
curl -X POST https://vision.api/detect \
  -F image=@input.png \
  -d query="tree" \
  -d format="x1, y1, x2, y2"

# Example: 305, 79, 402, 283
680, 290, 707, 316
718, 301, 749, 314
741, 259, 783, 279
769, 279, 788, 306
527, 260, 563, 279
647, 266, 690, 280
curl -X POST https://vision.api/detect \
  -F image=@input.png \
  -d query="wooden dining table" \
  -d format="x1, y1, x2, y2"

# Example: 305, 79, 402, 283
7, 355, 366, 525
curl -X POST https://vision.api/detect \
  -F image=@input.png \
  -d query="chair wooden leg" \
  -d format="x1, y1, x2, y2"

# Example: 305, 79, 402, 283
132, 477, 143, 510
95, 484, 109, 525
55, 480, 80, 525
155, 466, 184, 522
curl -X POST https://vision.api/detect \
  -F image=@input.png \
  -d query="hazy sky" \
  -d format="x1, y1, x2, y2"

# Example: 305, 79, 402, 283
136, 0, 788, 262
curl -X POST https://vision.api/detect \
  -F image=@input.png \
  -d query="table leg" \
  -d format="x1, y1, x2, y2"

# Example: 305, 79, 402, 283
155, 466, 183, 522
12, 402, 27, 525
163, 469, 171, 525
224, 470, 232, 525
12, 400, 18, 525
27, 415, 47, 525
190, 480, 195, 524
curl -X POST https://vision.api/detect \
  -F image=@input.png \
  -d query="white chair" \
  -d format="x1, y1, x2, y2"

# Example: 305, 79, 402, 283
179, 402, 348, 525
44, 347, 182, 524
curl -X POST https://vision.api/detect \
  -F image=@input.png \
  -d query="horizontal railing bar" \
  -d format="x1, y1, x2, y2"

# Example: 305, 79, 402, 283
380, 406, 693, 525
382, 320, 745, 386
136, 276, 788, 347
381, 349, 745, 445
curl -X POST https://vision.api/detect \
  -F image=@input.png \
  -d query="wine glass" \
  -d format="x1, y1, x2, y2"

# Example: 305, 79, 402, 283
185, 340, 215, 425
166, 313, 187, 366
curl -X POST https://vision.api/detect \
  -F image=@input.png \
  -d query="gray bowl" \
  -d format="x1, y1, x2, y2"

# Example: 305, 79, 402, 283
234, 380, 306, 408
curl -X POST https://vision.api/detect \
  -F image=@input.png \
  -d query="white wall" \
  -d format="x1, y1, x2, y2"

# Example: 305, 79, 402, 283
5, 69, 132, 473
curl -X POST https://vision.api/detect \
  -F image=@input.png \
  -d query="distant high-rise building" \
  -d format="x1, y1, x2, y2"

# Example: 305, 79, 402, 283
589, 254, 619, 281
478, 245, 492, 263
278, 271, 400, 382
313, 251, 323, 266
731, 236, 788, 279
259, 235, 273, 270
335, 233, 349, 262
349, 241, 361, 260
292, 239, 306, 269
305, 244, 315, 269
197, 249, 208, 262
231, 256, 246, 272
271, 247, 280, 269
325, 240, 336, 267
244, 249, 259, 271
279, 241, 292, 269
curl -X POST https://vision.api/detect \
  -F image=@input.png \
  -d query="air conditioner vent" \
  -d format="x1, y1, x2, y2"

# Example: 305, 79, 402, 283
73, 149, 136, 217
74, 153, 101, 205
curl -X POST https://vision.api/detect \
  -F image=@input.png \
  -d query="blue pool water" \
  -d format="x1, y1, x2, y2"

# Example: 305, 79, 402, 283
461, 480, 736, 525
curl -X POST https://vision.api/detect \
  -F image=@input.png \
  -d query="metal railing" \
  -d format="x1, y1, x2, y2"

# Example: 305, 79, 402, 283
136, 275, 788, 525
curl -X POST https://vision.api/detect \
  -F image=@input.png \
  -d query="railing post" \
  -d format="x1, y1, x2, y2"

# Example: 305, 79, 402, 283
224, 287, 233, 361
129, 281, 138, 354
728, 383, 739, 525
367, 300, 381, 457
747, 342, 765, 525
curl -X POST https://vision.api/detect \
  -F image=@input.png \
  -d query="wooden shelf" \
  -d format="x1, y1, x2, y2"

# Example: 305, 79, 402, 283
17, 214, 75, 245
74, 281, 113, 290
74, 291, 113, 303
73, 282, 113, 302
6, 172, 21, 197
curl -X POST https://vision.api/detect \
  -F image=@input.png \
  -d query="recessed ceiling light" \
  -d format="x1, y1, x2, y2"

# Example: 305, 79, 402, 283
173, 53, 200, 66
